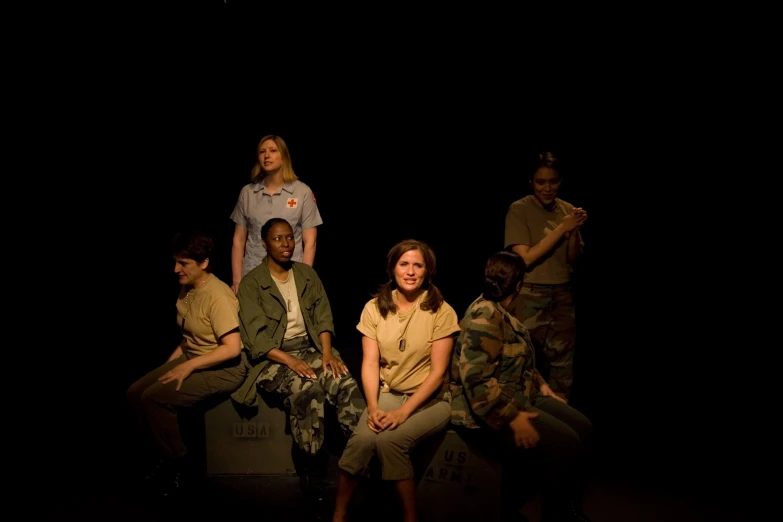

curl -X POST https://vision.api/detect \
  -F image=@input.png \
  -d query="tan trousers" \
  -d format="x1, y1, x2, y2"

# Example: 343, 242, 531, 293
127, 353, 246, 459
338, 390, 451, 480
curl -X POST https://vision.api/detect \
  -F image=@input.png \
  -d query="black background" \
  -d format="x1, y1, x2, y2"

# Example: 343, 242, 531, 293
37, 1, 754, 513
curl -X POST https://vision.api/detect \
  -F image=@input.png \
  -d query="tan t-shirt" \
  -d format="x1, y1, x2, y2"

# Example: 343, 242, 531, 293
504, 195, 584, 284
357, 290, 461, 395
272, 269, 307, 341
176, 274, 240, 356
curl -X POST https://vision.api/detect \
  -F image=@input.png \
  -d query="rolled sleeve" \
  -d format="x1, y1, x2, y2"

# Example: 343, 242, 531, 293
356, 301, 379, 340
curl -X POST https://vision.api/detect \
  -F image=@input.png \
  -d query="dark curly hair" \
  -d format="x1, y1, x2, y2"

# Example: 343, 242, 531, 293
172, 229, 214, 271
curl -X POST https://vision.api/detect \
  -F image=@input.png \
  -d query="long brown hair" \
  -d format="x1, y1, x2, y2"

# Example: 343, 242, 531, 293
373, 239, 445, 318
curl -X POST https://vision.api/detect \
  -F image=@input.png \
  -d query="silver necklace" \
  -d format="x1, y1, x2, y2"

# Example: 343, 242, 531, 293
181, 276, 209, 326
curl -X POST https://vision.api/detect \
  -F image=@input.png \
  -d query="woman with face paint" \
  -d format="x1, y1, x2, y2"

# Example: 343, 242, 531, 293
332, 239, 461, 522
504, 151, 588, 404
232, 217, 365, 505
127, 230, 247, 498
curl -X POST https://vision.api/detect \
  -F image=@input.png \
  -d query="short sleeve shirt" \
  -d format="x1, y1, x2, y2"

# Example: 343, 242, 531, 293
176, 274, 240, 356
231, 180, 323, 276
504, 195, 583, 284
357, 291, 461, 394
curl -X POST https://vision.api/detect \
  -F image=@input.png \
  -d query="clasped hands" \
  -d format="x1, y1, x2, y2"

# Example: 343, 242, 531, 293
562, 207, 587, 238
367, 406, 410, 433
563, 207, 588, 232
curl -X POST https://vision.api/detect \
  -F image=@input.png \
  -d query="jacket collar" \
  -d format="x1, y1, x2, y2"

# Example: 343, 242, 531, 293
257, 258, 311, 294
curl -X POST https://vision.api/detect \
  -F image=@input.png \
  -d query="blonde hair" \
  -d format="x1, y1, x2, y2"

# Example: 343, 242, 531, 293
250, 135, 299, 184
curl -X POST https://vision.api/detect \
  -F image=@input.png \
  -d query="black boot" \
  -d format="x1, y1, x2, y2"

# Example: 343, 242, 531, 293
542, 494, 591, 522
500, 510, 530, 522
499, 496, 530, 522
143, 459, 166, 482
563, 498, 591, 522
143, 457, 186, 499
298, 451, 328, 502
297, 451, 331, 521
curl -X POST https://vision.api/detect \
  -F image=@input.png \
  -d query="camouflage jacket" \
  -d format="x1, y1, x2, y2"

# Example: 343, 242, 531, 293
231, 259, 336, 407
450, 296, 545, 430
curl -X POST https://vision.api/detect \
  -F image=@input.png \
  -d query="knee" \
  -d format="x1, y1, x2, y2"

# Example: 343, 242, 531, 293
344, 428, 376, 459
553, 426, 585, 458
338, 375, 360, 390
334, 375, 362, 400
138, 385, 165, 408
577, 416, 593, 444
538, 413, 581, 452
126, 379, 146, 406
564, 406, 593, 442
352, 429, 376, 449
376, 432, 406, 455
338, 378, 366, 406
340, 430, 376, 475
290, 382, 326, 408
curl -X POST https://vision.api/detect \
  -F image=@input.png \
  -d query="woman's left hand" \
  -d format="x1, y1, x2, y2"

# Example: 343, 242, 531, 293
158, 362, 193, 391
322, 354, 348, 378
540, 383, 567, 404
377, 408, 410, 431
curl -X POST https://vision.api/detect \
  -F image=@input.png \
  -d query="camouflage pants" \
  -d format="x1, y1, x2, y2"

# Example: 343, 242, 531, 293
256, 337, 365, 456
510, 283, 576, 401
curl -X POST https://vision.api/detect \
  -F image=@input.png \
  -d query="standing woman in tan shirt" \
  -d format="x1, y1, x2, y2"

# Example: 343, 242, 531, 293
504, 151, 588, 403
332, 239, 461, 522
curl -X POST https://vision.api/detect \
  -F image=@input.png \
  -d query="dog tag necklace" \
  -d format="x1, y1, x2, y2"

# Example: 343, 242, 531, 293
396, 293, 422, 352
272, 269, 293, 312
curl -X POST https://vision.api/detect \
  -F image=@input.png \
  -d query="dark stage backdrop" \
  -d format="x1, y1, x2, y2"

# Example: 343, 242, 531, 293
43, 2, 752, 512
63, 118, 735, 508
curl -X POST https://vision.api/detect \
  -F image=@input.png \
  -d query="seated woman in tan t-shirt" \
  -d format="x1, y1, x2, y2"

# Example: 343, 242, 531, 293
332, 239, 461, 522
126, 229, 247, 498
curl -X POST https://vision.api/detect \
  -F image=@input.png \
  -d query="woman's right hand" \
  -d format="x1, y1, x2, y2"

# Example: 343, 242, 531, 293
561, 211, 587, 232
367, 406, 386, 433
286, 357, 317, 379
231, 281, 240, 295
509, 411, 540, 448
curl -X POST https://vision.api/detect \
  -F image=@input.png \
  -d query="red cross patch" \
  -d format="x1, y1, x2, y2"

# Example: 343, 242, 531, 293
286, 198, 298, 208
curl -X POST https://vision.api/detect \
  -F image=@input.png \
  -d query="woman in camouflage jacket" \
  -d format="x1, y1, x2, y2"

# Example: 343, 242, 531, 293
450, 251, 594, 522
